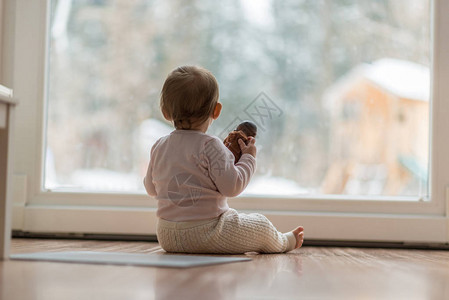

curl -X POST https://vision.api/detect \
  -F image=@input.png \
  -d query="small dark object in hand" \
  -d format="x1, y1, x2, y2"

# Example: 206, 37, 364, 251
223, 121, 257, 163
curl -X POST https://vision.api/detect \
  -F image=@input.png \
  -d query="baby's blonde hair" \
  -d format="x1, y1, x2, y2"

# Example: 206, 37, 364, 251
160, 66, 219, 130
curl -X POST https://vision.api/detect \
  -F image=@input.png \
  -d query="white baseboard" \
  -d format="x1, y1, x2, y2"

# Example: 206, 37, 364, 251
265, 212, 447, 243
11, 203, 23, 230
14, 204, 449, 244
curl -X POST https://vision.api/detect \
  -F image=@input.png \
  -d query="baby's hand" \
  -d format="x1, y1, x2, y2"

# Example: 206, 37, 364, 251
238, 137, 256, 158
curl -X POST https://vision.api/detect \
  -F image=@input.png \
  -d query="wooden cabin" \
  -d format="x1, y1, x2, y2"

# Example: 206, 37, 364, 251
322, 58, 429, 196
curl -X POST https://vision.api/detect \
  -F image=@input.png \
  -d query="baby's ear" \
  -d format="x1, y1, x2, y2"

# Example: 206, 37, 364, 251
212, 102, 222, 120
162, 109, 172, 121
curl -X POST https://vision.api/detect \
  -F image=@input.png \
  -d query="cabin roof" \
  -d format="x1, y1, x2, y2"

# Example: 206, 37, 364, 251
324, 58, 430, 107
365, 58, 429, 102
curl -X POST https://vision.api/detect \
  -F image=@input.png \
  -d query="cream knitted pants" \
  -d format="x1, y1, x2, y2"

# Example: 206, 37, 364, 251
156, 208, 296, 254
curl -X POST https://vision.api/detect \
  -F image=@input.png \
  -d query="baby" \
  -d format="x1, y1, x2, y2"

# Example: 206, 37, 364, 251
144, 66, 304, 254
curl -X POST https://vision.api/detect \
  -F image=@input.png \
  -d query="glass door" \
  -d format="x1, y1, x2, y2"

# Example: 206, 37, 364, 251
9, 0, 449, 244
46, 0, 430, 198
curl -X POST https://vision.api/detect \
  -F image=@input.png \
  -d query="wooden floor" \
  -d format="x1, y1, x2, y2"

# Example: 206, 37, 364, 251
1, 239, 449, 299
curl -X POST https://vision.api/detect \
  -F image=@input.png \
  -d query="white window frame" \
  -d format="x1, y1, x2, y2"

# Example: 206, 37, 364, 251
5, 0, 449, 244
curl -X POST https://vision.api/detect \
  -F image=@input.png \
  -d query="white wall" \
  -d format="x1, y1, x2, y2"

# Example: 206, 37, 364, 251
1, 0, 15, 86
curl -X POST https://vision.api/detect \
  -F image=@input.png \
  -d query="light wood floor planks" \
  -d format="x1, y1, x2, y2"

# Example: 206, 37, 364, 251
1, 238, 449, 299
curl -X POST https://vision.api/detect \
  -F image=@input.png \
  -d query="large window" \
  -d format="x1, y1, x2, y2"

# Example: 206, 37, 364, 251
9, 0, 449, 242
45, 0, 430, 198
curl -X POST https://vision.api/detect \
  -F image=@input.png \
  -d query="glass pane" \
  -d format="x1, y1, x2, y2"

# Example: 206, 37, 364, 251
45, 0, 430, 197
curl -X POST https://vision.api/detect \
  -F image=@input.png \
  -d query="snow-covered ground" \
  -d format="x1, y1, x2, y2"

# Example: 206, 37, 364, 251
69, 169, 142, 191
242, 176, 308, 196
48, 167, 307, 196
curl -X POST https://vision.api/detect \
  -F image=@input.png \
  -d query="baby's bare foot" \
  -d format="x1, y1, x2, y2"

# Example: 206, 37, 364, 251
292, 226, 304, 249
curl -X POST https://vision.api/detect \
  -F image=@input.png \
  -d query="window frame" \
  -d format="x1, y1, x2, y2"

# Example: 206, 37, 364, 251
7, 0, 449, 243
